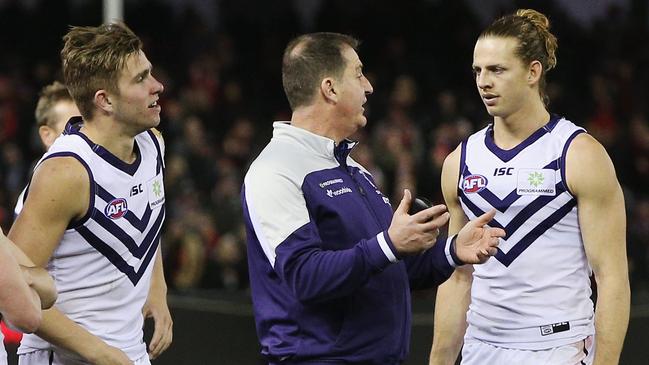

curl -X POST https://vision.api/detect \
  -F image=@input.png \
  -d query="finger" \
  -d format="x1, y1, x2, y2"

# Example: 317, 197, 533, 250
160, 330, 172, 353
149, 316, 163, 355
151, 325, 172, 359
487, 247, 498, 256
488, 237, 500, 247
473, 209, 497, 227
490, 227, 507, 238
395, 189, 412, 214
428, 211, 450, 228
475, 252, 488, 263
413, 204, 447, 222
420, 212, 449, 232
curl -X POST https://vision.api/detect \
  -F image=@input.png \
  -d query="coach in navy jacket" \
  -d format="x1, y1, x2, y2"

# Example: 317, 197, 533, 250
242, 32, 505, 365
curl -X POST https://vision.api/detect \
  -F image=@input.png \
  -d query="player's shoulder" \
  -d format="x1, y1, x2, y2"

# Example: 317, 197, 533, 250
442, 144, 462, 172
35, 155, 89, 185
565, 132, 617, 196
567, 132, 608, 162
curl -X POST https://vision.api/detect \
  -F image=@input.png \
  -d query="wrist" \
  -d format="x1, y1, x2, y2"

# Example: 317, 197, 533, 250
445, 235, 465, 267
379, 231, 400, 262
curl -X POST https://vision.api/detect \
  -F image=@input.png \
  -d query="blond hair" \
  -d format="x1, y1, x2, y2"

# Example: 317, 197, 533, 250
34, 81, 74, 127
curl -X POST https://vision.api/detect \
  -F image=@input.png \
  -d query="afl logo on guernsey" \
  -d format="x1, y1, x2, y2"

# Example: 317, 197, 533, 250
105, 198, 128, 219
462, 174, 488, 193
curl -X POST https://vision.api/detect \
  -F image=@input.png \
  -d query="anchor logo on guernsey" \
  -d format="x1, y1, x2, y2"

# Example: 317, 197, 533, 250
462, 174, 488, 193
105, 198, 128, 219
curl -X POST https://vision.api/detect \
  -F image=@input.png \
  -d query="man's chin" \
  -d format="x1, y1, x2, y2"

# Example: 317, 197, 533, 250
358, 116, 368, 127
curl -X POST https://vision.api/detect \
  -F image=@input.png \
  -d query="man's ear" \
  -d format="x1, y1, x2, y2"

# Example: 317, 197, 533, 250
38, 125, 57, 150
528, 60, 543, 85
95, 89, 113, 113
320, 77, 338, 104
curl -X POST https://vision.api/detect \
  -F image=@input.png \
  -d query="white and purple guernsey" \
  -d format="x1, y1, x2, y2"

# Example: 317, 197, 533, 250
458, 115, 595, 350
18, 118, 165, 361
243, 122, 460, 364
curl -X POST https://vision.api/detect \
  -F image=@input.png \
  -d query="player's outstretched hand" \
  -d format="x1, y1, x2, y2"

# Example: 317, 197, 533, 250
455, 209, 506, 264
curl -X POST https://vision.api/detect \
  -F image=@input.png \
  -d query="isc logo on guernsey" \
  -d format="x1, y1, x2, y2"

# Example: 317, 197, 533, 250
105, 198, 128, 219
463, 174, 488, 193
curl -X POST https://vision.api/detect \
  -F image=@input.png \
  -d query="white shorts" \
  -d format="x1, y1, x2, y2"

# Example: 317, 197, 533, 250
461, 336, 595, 365
18, 349, 151, 365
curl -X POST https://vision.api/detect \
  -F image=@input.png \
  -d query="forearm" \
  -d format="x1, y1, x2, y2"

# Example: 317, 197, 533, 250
275, 231, 394, 304
21, 266, 57, 309
0, 237, 42, 332
430, 266, 472, 365
149, 249, 168, 297
593, 275, 630, 365
36, 308, 110, 363
405, 236, 456, 290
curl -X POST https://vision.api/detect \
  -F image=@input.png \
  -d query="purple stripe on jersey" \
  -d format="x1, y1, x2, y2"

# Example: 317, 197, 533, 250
41, 152, 96, 229
484, 115, 561, 163
146, 130, 164, 174
459, 194, 505, 230
477, 188, 520, 213
560, 130, 586, 196
77, 225, 161, 285
543, 158, 559, 170
502, 183, 566, 237
494, 198, 577, 267
64, 117, 142, 176
543, 114, 563, 132
96, 184, 153, 233
91, 206, 165, 258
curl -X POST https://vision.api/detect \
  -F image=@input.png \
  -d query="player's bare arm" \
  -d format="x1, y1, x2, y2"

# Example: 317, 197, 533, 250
5, 240, 57, 309
143, 249, 173, 360
9, 156, 133, 365
0, 232, 44, 333
566, 133, 630, 365
430, 145, 473, 365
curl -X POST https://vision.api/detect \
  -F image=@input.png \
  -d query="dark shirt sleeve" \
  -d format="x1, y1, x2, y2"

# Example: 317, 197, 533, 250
403, 236, 458, 291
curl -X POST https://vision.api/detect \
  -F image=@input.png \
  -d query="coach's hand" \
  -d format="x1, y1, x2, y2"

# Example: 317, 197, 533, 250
143, 290, 173, 360
455, 209, 506, 264
388, 189, 450, 256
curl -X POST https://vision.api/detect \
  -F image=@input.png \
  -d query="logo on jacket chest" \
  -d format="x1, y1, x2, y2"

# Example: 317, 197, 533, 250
326, 187, 352, 197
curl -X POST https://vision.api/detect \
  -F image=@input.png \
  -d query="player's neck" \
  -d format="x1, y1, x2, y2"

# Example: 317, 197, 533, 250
492, 102, 549, 149
79, 117, 137, 163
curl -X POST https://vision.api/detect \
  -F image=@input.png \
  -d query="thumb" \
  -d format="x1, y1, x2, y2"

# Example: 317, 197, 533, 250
473, 209, 497, 227
395, 189, 412, 214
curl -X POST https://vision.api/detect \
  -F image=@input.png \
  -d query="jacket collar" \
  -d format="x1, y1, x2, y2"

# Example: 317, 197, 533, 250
272, 122, 357, 166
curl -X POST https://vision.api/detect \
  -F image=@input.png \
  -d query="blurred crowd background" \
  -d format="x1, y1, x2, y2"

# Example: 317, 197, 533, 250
0, 0, 647, 303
